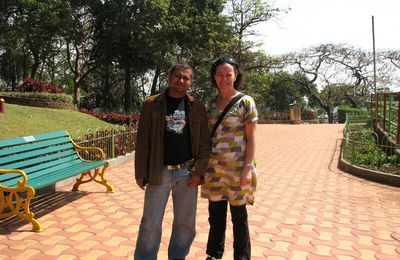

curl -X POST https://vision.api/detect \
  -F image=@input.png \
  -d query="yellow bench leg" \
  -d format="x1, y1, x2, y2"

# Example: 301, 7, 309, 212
72, 163, 114, 192
0, 187, 42, 232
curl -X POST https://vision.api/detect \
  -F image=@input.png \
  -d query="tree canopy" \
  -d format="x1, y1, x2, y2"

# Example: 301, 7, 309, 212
0, 0, 399, 118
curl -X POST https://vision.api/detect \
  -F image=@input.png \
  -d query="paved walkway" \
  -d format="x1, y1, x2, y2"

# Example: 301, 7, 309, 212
1, 124, 400, 259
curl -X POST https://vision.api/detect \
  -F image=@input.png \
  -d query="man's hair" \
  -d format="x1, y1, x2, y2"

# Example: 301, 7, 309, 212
168, 63, 193, 79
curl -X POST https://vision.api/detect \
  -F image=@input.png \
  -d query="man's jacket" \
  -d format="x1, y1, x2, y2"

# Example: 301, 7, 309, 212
135, 90, 211, 185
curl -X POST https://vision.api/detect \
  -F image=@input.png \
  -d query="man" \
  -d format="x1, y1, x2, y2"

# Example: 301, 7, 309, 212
134, 63, 211, 260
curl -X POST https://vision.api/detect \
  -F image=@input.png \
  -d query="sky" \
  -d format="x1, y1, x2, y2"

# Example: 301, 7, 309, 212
256, 0, 400, 55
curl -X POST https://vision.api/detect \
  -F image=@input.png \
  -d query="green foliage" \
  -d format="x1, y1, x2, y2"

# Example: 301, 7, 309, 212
0, 91, 73, 103
337, 105, 367, 123
0, 104, 122, 140
347, 129, 381, 166
244, 71, 310, 114
337, 106, 365, 113
0, 0, 286, 113
347, 129, 399, 168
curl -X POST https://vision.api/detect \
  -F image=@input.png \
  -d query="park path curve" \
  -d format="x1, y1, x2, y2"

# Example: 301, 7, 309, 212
0, 124, 399, 259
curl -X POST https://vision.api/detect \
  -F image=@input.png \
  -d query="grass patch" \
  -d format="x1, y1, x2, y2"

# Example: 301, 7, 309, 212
0, 104, 123, 140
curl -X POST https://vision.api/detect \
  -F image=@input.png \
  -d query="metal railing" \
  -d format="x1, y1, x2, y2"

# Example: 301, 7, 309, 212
343, 113, 400, 172
72, 124, 137, 160
371, 92, 400, 144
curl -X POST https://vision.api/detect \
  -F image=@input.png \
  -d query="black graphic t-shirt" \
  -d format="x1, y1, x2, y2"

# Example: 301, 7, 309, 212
163, 95, 192, 165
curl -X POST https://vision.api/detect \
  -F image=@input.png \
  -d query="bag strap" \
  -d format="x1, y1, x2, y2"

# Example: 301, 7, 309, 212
211, 93, 245, 137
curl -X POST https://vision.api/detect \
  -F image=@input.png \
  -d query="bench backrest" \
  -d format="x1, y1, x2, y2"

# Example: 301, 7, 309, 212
0, 131, 79, 185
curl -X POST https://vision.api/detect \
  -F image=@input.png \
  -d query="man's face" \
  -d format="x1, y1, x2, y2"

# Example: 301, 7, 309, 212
168, 68, 193, 98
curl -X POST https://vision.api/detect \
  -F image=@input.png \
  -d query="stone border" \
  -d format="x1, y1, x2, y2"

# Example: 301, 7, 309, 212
338, 139, 400, 187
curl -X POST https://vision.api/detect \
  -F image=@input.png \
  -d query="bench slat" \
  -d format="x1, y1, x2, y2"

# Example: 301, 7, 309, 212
0, 143, 75, 167
3, 160, 107, 189
29, 161, 107, 189
0, 131, 68, 148
0, 150, 77, 178
0, 153, 80, 182
0, 154, 79, 183
1, 157, 83, 185
20, 155, 81, 175
0, 137, 72, 157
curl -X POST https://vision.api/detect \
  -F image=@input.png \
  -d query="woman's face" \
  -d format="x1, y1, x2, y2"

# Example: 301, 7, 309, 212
214, 63, 237, 91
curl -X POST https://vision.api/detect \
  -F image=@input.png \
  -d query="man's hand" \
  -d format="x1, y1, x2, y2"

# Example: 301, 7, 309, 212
187, 172, 201, 187
136, 179, 147, 190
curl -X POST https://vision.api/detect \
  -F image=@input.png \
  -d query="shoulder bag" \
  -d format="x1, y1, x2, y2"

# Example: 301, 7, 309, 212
210, 93, 245, 137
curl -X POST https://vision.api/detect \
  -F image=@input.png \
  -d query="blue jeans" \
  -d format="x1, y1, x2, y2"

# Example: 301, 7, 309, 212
134, 167, 198, 260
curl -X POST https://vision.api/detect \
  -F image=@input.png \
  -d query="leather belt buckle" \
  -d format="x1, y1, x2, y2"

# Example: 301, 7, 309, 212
164, 159, 194, 171
164, 164, 185, 170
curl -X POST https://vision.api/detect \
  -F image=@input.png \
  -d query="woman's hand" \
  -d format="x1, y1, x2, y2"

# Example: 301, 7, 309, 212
240, 165, 253, 186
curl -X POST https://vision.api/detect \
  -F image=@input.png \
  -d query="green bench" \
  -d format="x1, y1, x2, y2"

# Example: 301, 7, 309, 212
0, 130, 114, 231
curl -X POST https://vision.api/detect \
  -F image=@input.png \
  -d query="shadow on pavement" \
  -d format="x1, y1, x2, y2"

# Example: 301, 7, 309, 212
0, 191, 88, 234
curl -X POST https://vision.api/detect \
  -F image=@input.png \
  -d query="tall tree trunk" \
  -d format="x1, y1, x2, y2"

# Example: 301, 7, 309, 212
10, 57, 17, 91
150, 66, 161, 95
124, 62, 132, 113
73, 78, 80, 107
72, 61, 81, 106
31, 53, 40, 79
102, 64, 111, 109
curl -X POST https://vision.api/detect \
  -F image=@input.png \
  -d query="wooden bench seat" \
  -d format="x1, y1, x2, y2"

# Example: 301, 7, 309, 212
0, 130, 114, 231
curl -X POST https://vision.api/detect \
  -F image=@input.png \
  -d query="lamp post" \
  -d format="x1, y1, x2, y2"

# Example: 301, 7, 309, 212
372, 16, 378, 123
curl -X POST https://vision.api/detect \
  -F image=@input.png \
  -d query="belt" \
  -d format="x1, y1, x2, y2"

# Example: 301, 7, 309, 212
164, 159, 194, 171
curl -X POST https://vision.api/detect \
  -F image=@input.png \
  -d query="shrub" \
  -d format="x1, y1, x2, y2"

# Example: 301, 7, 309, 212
73, 124, 137, 159
347, 129, 398, 168
259, 113, 289, 121
16, 77, 64, 94
301, 109, 316, 120
0, 91, 73, 103
79, 108, 140, 125
337, 106, 366, 123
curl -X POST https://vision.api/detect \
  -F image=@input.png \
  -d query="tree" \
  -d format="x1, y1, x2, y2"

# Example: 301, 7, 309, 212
283, 44, 379, 122
224, 0, 280, 65
17, 0, 63, 79
58, 0, 97, 106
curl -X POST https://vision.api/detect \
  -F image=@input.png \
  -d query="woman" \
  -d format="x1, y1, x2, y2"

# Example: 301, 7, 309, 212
201, 57, 258, 260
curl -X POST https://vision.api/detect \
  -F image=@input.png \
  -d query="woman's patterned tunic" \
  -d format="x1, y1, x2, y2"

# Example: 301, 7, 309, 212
201, 94, 258, 206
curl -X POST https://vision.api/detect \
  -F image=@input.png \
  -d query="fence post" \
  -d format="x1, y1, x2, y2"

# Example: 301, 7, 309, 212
112, 129, 116, 158
388, 94, 393, 135
397, 92, 400, 145
0, 98, 4, 113
375, 93, 379, 124
383, 93, 387, 131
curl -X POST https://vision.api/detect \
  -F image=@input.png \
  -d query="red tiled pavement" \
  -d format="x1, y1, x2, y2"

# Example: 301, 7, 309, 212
1, 124, 400, 259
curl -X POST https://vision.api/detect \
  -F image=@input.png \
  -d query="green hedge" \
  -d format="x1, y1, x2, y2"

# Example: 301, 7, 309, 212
0, 91, 73, 103
337, 106, 366, 123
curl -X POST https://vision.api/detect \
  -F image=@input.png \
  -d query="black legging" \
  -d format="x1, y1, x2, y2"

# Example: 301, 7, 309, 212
206, 200, 251, 260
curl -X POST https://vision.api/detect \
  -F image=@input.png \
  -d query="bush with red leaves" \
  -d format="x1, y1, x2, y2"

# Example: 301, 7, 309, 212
301, 109, 317, 120
16, 77, 64, 94
259, 113, 290, 121
79, 108, 140, 125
